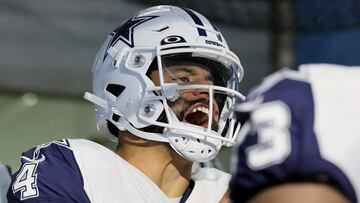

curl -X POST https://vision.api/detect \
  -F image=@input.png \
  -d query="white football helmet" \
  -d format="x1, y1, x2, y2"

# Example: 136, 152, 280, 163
84, 5, 245, 162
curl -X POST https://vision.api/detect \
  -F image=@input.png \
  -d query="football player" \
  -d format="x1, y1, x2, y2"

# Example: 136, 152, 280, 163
8, 5, 245, 202
230, 64, 360, 203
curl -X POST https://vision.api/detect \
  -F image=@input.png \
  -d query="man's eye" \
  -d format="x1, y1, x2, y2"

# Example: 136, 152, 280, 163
174, 76, 190, 82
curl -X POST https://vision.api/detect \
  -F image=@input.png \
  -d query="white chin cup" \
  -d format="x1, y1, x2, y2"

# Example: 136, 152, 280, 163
164, 125, 222, 162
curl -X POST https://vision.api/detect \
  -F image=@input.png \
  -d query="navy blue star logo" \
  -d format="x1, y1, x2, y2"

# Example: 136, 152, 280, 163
103, 15, 158, 61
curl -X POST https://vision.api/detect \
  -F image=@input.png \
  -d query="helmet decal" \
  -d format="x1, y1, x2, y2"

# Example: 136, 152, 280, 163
181, 7, 223, 43
181, 8, 207, 37
161, 35, 187, 45
210, 22, 223, 42
103, 15, 159, 61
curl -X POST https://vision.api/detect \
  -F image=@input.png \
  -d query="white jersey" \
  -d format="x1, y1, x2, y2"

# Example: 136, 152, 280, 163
230, 64, 360, 202
8, 139, 230, 203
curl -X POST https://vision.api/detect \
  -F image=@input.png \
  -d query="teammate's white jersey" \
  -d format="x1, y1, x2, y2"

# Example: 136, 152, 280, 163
230, 64, 360, 203
8, 139, 230, 203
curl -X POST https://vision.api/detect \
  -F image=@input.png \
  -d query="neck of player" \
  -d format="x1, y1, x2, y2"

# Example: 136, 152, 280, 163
115, 131, 193, 198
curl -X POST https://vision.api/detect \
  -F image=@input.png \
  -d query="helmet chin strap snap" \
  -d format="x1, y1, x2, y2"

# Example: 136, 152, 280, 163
142, 103, 156, 117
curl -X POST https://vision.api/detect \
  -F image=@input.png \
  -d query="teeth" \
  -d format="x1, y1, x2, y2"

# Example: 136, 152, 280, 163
191, 106, 209, 114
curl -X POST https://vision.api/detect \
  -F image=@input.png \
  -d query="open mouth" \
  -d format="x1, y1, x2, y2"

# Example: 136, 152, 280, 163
183, 104, 211, 128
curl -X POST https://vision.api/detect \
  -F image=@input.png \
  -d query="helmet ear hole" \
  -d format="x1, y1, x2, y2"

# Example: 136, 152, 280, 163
107, 120, 120, 137
112, 113, 120, 122
106, 84, 125, 97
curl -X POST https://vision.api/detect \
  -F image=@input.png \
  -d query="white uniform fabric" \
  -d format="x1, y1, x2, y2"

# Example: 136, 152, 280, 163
69, 139, 230, 203
230, 64, 360, 202
300, 64, 360, 202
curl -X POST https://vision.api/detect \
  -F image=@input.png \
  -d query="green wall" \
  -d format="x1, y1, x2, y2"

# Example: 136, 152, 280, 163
0, 93, 101, 171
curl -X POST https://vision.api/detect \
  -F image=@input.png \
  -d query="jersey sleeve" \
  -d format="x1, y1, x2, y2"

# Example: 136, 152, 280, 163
189, 167, 231, 203
230, 71, 357, 203
7, 139, 90, 203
